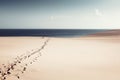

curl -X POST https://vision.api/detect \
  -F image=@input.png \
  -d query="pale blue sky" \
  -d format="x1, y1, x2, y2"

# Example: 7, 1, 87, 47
0, 0, 120, 29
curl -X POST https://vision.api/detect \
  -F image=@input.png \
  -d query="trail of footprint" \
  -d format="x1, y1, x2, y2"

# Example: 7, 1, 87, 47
0, 38, 50, 80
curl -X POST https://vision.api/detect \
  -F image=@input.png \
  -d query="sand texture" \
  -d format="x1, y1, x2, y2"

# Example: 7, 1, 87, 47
0, 30, 120, 80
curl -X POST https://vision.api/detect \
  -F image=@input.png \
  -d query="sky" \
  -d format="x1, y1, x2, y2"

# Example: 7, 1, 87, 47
0, 0, 120, 29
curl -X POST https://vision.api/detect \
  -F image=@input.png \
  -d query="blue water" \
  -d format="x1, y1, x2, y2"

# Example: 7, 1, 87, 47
0, 29, 108, 37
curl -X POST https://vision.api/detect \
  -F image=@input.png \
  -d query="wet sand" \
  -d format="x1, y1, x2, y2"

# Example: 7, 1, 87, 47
0, 34, 120, 80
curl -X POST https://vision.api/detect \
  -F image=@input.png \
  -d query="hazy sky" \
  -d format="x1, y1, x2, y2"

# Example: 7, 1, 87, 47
0, 0, 120, 29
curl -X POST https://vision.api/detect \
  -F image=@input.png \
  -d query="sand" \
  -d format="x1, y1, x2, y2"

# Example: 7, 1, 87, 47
0, 34, 120, 80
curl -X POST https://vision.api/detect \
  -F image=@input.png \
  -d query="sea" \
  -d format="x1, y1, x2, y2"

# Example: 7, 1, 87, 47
0, 29, 108, 37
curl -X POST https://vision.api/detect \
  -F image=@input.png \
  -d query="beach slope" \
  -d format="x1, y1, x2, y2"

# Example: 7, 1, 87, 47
0, 30, 120, 80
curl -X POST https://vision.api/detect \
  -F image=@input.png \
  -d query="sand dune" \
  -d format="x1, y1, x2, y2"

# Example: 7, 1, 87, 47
80, 30, 120, 42
0, 30, 120, 80
87, 30, 120, 36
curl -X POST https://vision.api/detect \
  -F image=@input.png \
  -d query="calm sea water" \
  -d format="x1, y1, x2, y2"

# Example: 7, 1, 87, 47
0, 29, 108, 37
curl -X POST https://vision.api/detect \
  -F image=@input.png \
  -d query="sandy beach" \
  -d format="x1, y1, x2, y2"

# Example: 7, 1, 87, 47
0, 32, 120, 80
